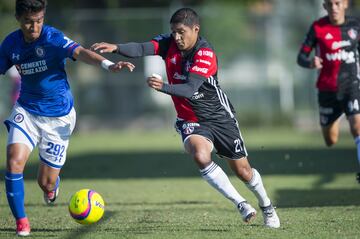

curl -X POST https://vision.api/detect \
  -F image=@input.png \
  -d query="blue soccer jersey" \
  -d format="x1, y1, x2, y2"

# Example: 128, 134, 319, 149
0, 25, 80, 116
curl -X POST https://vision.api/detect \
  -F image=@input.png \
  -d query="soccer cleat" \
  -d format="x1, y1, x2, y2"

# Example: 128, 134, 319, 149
237, 201, 256, 223
356, 172, 360, 184
44, 176, 60, 205
260, 204, 280, 228
16, 217, 30, 236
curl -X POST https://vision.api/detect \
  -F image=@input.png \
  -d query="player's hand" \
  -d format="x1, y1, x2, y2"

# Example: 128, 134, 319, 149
109, 61, 135, 72
91, 42, 118, 53
147, 73, 163, 90
311, 56, 323, 69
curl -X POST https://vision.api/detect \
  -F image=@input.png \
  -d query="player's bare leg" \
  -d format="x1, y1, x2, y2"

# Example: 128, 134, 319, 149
184, 135, 256, 223
38, 162, 61, 205
348, 114, 360, 183
321, 118, 341, 147
228, 158, 280, 228
6, 143, 31, 236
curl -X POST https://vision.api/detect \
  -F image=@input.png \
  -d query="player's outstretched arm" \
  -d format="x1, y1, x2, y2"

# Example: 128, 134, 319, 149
91, 42, 118, 54
73, 46, 135, 72
91, 42, 155, 58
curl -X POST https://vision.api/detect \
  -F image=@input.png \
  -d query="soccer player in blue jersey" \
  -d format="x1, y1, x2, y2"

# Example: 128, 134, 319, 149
0, 0, 135, 236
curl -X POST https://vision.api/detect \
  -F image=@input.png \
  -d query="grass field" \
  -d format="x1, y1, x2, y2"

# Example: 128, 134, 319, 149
0, 128, 359, 239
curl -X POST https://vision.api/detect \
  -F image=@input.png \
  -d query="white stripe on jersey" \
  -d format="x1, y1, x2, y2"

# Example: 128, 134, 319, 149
207, 76, 234, 118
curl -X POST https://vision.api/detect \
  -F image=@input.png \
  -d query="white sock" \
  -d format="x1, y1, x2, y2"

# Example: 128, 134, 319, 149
355, 136, 360, 169
200, 162, 246, 206
245, 168, 271, 207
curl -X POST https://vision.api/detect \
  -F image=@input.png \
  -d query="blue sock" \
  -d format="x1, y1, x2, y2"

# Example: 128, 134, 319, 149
5, 172, 26, 219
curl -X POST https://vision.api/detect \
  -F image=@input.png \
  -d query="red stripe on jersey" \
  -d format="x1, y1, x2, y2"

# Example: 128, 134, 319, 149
164, 40, 198, 121
151, 40, 160, 55
301, 45, 312, 53
189, 48, 217, 78
314, 18, 342, 91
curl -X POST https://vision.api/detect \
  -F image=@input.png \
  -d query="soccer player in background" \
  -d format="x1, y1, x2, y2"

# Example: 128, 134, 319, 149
0, 0, 135, 236
91, 7, 280, 228
297, 0, 360, 183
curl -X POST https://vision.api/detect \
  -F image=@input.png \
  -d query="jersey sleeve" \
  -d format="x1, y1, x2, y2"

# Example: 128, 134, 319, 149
297, 23, 317, 68
0, 41, 13, 75
299, 23, 317, 55
188, 48, 217, 79
151, 34, 172, 59
50, 29, 80, 60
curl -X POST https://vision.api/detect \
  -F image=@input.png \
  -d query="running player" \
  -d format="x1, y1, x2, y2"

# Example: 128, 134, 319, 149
0, 0, 135, 236
91, 7, 280, 228
297, 0, 360, 182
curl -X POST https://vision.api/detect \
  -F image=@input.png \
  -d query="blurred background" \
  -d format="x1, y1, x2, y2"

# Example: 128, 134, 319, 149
1, 0, 360, 132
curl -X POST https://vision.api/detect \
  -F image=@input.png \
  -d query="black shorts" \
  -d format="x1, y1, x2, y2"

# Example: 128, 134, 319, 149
175, 119, 248, 159
318, 90, 360, 126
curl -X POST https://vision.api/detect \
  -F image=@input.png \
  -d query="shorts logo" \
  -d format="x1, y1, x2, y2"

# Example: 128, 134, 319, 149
14, 113, 24, 123
183, 126, 194, 135
35, 47, 45, 57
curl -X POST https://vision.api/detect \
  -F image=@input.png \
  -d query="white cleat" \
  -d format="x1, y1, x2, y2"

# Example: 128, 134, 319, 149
237, 201, 256, 223
260, 204, 280, 228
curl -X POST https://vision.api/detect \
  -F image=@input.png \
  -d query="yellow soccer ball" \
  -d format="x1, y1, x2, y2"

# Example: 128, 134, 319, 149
68, 189, 105, 225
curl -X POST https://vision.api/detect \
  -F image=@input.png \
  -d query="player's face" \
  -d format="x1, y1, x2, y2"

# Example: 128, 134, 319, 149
171, 23, 200, 51
323, 0, 348, 25
17, 10, 45, 43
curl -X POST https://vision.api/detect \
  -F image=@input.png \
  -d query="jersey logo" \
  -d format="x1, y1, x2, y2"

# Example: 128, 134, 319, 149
197, 50, 213, 58
173, 72, 186, 80
326, 50, 355, 63
12, 53, 20, 61
348, 28, 357, 40
35, 46, 45, 57
191, 92, 204, 100
170, 56, 177, 64
13, 113, 24, 123
191, 66, 209, 74
331, 40, 351, 50
325, 33, 333, 40
62, 36, 74, 48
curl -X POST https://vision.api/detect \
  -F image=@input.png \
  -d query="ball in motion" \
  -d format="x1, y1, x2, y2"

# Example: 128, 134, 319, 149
68, 189, 105, 225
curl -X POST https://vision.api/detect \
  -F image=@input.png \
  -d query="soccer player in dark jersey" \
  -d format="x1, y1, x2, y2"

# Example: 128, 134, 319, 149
0, 0, 135, 236
297, 0, 360, 183
91, 7, 280, 228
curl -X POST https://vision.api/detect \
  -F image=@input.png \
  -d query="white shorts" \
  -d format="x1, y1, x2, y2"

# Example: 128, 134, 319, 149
4, 103, 76, 169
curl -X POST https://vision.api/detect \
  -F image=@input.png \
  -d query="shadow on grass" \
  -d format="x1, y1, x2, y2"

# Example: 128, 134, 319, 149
276, 188, 360, 207
63, 210, 116, 239
4, 147, 356, 179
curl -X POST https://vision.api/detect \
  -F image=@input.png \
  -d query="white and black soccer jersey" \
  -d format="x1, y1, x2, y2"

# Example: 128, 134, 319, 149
151, 35, 236, 123
116, 35, 248, 159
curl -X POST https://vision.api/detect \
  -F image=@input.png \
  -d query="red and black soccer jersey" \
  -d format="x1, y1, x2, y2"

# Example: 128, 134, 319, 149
299, 16, 360, 92
151, 34, 235, 123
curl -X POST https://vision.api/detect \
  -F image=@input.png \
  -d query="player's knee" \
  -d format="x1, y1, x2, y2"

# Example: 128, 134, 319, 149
6, 157, 25, 172
325, 137, 337, 147
193, 151, 211, 168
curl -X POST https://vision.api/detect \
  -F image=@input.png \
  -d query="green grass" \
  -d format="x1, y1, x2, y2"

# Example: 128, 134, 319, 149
0, 128, 359, 239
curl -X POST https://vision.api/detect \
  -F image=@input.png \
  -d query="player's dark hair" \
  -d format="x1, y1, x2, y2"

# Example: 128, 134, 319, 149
170, 8, 200, 27
16, 0, 47, 17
